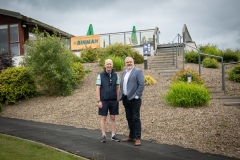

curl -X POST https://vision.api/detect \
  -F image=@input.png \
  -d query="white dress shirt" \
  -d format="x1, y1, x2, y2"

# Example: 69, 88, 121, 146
123, 69, 132, 95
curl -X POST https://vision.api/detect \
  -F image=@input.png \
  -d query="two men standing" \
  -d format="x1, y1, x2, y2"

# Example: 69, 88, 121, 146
96, 57, 145, 146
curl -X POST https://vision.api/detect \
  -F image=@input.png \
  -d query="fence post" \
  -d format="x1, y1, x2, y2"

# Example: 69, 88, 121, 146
222, 59, 225, 91
172, 42, 174, 65
176, 35, 179, 68
198, 50, 201, 75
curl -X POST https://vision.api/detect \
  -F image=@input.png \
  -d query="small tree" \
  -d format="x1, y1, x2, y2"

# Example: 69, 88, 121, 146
23, 27, 85, 96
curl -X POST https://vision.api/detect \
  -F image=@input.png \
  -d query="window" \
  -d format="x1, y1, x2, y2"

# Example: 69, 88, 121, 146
10, 43, 20, 56
10, 24, 19, 43
0, 24, 20, 56
10, 24, 20, 56
0, 25, 8, 53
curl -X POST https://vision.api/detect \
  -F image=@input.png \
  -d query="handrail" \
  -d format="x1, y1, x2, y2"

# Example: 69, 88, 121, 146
224, 61, 240, 65
184, 43, 225, 91
172, 33, 181, 67
153, 27, 160, 51
172, 34, 179, 42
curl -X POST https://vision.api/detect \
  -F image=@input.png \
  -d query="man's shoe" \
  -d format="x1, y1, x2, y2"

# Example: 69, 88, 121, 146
135, 139, 141, 146
122, 137, 135, 142
101, 135, 106, 143
111, 135, 121, 142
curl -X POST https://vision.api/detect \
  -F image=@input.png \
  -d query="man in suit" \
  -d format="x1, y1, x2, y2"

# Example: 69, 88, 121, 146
120, 57, 145, 146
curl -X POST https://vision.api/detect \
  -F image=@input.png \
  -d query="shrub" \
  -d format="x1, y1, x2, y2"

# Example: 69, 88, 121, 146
99, 43, 143, 67
99, 56, 124, 71
70, 62, 86, 85
219, 49, 240, 63
0, 51, 14, 73
0, 103, 2, 112
102, 43, 131, 58
204, 46, 220, 56
111, 56, 124, 71
185, 50, 204, 64
131, 51, 144, 64
68, 52, 82, 63
228, 64, 240, 82
198, 43, 222, 62
202, 57, 219, 68
80, 47, 98, 63
198, 43, 220, 55
0, 66, 37, 104
163, 82, 210, 107
144, 75, 157, 85
171, 68, 204, 85
23, 27, 85, 96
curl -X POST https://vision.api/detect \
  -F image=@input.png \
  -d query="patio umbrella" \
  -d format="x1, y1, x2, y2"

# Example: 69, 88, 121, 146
131, 26, 138, 45
86, 24, 94, 35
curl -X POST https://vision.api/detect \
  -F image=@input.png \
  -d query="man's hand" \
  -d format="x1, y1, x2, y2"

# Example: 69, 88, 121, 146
97, 101, 102, 109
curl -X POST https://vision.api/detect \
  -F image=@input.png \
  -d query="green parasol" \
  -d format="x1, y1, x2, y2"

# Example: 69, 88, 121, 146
86, 24, 94, 35
131, 26, 138, 45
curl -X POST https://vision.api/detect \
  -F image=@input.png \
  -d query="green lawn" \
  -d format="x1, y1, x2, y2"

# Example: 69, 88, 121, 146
0, 134, 86, 160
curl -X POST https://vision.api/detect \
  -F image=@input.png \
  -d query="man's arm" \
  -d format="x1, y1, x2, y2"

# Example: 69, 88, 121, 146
96, 85, 101, 102
136, 69, 145, 97
116, 85, 120, 101
116, 74, 120, 101
96, 74, 101, 102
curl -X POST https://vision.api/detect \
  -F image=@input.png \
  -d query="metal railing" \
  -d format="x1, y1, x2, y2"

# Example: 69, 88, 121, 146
172, 34, 182, 67
183, 43, 226, 91
99, 29, 156, 48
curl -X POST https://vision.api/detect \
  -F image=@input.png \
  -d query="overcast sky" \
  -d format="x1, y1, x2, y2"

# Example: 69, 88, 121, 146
1, 0, 240, 50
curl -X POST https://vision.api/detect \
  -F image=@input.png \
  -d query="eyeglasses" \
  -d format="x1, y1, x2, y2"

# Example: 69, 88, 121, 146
109, 79, 112, 85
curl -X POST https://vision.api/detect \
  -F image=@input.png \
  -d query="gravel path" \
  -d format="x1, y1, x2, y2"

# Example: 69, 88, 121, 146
1, 59, 240, 158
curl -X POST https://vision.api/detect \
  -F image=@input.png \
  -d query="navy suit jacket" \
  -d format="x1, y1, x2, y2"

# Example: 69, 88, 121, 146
120, 67, 145, 100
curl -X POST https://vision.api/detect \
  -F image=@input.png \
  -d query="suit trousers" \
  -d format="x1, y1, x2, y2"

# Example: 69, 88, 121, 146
122, 96, 142, 140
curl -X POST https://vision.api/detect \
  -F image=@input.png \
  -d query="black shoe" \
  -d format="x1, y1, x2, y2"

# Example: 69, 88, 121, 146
111, 135, 121, 142
101, 135, 106, 142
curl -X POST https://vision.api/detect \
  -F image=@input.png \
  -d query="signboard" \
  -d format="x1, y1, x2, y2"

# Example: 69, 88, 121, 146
143, 43, 151, 56
71, 34, 100, 50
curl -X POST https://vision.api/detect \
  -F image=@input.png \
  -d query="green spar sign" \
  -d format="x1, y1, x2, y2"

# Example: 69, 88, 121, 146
77, 39, 98, 45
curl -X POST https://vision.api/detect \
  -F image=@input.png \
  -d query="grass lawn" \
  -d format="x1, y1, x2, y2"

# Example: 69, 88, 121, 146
0, 133, 86, 160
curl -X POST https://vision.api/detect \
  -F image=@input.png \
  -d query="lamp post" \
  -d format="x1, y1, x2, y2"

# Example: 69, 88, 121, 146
187, 73, 192, 83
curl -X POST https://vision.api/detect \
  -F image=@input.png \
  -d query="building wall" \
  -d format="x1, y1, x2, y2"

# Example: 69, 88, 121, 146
12, 55, 24, 66
185, 42, 198, 52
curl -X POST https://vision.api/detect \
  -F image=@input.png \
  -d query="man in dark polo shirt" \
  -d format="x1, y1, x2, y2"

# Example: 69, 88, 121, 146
96, 59, 120, 142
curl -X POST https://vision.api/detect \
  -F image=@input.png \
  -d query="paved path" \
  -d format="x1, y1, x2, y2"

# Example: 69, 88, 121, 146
0, 117, 238, 160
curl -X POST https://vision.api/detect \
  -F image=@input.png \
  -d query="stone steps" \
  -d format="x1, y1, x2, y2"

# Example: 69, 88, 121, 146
150, 45, 181, 79
207, 86, 240, 108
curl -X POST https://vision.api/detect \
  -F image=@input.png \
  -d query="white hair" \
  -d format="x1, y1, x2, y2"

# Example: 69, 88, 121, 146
105, 59, 113, 64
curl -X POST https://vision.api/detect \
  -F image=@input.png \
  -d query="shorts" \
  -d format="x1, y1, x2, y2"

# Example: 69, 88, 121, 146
98, 100, 119, 116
